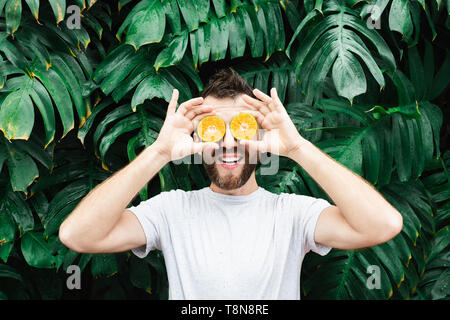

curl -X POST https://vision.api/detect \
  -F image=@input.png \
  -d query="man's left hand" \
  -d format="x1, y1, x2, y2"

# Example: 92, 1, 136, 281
241, 87, 306, 159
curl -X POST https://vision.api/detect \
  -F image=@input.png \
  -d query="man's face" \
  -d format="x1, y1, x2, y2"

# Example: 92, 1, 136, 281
192, 95, 259, 190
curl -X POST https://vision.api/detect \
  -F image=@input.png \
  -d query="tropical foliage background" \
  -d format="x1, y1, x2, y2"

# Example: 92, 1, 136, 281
0, 0, 449, 299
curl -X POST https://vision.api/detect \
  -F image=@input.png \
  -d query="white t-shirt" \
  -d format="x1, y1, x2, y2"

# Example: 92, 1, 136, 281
127, 186, 332, 300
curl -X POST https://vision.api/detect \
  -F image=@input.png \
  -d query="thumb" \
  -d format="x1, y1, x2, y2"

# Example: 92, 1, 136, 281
167, 89, 179, 115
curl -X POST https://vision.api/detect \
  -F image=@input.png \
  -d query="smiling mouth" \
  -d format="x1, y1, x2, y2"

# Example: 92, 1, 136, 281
218, 154, 244, 168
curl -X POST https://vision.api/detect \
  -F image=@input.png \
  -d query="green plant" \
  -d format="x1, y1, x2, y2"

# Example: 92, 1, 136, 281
0, 0, 448, 299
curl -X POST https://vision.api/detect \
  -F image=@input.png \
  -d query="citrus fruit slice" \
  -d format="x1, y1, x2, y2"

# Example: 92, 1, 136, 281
230, 112, 258, 140
197, 115, 226, 142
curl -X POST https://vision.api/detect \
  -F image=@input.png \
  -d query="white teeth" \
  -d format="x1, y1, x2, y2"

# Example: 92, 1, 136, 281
219, 154, 244, 164
221, 157, 242, 163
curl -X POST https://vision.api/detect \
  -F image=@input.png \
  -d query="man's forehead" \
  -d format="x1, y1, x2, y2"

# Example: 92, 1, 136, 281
191, 95, 256, 125
203, 95, 254, 112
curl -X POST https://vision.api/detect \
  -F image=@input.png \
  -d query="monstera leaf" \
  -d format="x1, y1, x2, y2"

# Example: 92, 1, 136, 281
414, 151, 450, 300
0, 0, 448, 301
359, 0, 439, 46
287, 0, 396, 104
301, 179, 436, 299
0, 22, 94, 147
0, 135, 53, 192
117, 0, 291, 69
0, 183, 34, 262
0, 0, 100, 34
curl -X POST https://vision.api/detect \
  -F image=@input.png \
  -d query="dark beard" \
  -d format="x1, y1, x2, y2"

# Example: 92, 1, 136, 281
204, 147, 257, 190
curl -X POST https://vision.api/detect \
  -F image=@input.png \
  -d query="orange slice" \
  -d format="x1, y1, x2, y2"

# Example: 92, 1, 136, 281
230, 113, 258, 140
197, 115, 226, 142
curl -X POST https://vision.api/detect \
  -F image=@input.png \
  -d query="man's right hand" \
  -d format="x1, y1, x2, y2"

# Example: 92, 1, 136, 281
153, 89, 219, 162
59, 88, 218, 253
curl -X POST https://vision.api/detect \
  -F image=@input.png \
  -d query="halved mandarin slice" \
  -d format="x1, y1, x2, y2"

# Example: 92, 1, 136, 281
197, 115, 226, 142
230, 112, 258, 140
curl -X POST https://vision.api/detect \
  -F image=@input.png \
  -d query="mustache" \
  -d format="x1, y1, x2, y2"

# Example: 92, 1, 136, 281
212, 146, 247, 157
204, 146, 258, 190
201, 144, 259, 165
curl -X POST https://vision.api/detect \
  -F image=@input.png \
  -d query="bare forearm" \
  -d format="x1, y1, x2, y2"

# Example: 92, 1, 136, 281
60, 143, 169, 243
289, 138, 402, 236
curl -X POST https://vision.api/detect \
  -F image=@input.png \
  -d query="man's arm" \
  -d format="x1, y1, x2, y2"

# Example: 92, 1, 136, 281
288, 139, 403, 250
58, 143, 169, 253
59, 89, 217, 253
241, 87, 403, 250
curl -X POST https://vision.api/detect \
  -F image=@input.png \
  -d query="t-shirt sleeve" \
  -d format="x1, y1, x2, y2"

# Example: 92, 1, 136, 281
126, 193, 166, 258
289, 194, 333, 256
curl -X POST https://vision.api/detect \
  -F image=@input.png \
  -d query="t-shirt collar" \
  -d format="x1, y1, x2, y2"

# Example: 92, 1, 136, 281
203, 186, 264, 203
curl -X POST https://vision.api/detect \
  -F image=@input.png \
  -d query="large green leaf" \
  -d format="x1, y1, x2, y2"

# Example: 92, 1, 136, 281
43, 179, 90, 237
154, 30, 188, 71
5, 0, 22, 35
3, 190, 34, 235
48, 0, 66, 24
302, 178, 442, 300
0, 263, 23, 283
29, 79, 56, 148
389, 0, 413, 41
0, 201, 16, 262
332, 50, 367, 104
1, 138, 39, 192
229, 9, 247, 59
98, 48, 148, 96
32, 67, 74, 138
177, 0, 199, 32
123, 0, 165, 49
0, 17, 94, 146
21, 231, 57, 269
50, 54, 86, 127
162, 0, 182, 35
210, 15, 230, 61
0, 0, 447, 302
287, 0, 395, 103
241, 5, 264, 58
129, 255, 152, 293
91, 254, 118, 278
0, 84, 34, 140
131, 73, 173, 111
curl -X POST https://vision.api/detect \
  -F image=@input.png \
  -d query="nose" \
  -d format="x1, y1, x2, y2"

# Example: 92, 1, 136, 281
222, 126, 238, 150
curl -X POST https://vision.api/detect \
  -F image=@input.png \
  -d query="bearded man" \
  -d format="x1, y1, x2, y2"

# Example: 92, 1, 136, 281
59, 68, 403, 300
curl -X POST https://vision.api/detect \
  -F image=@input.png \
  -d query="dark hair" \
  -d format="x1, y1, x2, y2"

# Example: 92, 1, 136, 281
200, 68, 256, 100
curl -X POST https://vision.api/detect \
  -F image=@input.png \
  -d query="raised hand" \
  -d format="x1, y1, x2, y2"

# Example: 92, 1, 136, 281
153, 89, 219, 161
240, 87, 306, 159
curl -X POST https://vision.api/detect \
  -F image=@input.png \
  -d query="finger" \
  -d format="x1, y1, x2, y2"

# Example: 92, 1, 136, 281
270, 87, 284, 111
241, 94, 270, 115
167, 89, 179, 115
253, 88, 272, 104
184, 105, 215, 120
176, 96, 204, 115
244, 110, 266, 128
254, 88, 281, 112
